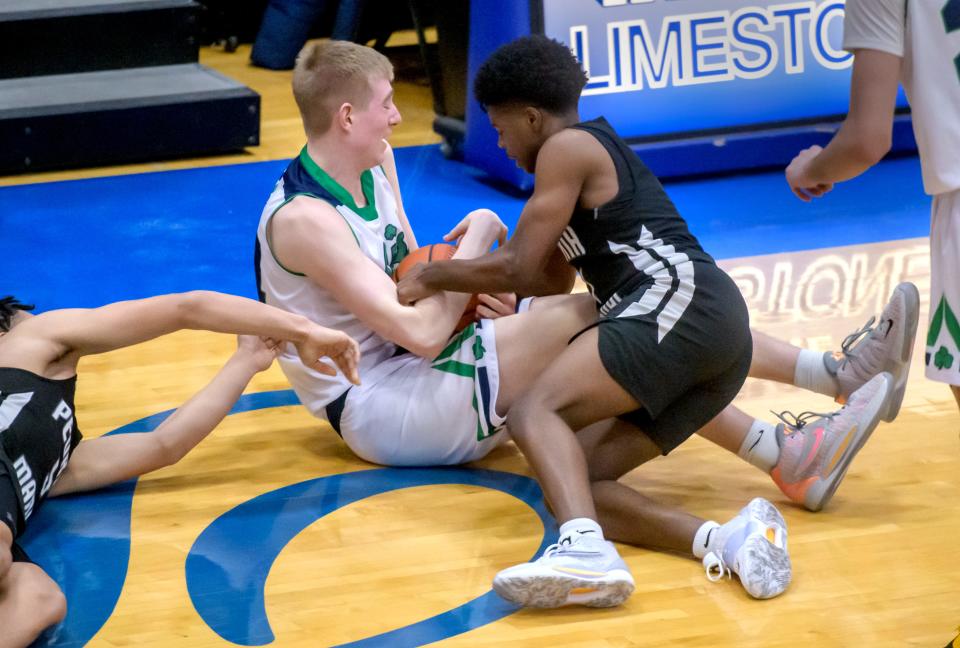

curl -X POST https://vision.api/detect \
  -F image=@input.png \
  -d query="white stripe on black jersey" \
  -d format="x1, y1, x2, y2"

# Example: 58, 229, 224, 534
0, 368, 81, 536
562, 117, 713, 342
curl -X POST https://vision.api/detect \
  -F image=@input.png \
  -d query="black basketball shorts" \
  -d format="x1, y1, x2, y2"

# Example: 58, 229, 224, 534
596, 261, 752, 454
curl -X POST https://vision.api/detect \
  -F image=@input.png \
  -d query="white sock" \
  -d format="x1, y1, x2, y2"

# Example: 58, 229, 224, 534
692, 520, 720, 559
794, 348, 840, 397
737, 420, 780, 473
559, 517, 604, 542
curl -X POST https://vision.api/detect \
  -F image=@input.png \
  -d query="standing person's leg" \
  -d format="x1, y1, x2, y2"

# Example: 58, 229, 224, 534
925, 191, 960, 413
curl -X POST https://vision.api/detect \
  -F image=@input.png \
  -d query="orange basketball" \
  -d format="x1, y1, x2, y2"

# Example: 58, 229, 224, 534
394, 243, 479, 332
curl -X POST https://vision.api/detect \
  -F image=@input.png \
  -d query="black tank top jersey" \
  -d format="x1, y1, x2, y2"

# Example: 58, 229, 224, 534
561, 117, 715, 314
0, 368, 82, 537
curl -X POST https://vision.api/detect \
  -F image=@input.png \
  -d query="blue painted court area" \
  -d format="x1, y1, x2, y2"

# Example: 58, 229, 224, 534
1, 144, 930, 312
19, 392, 556, 648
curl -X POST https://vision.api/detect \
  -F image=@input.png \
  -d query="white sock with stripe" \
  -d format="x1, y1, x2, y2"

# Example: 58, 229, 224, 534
737, 419, 780, 473
559, 517, 604, 543
692, 520, 721, 559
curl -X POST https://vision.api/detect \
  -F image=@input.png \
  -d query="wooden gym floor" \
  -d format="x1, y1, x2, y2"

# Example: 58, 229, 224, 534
7, 42, 960, 647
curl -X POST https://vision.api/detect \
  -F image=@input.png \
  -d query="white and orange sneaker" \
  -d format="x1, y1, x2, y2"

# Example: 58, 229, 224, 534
493, 533, 634, 608
771, 372, 893, 512
702, 498, 791, 599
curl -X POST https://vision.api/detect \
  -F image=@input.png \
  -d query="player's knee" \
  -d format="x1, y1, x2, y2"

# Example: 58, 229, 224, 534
590, 480, 619, 500
34, 578, 67, 627
504, 393, 548, 441
0, 546, 11, 581
19, 569, 67, 631
587, 462, 623, 483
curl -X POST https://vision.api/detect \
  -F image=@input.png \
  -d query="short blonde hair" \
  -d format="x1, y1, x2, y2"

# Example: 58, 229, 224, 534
293, 40, 394, 136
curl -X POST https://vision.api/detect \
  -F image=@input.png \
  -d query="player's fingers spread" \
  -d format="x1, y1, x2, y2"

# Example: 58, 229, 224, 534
445, 221, 468, 241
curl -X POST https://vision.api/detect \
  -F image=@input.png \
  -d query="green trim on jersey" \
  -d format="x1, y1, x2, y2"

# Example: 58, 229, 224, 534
266, 193, 362, 277
432, 359, 474, 377
431, 324, 477, 377
299, 147, 378, 222
433, 325, 475, 363
429, 323, 503, 441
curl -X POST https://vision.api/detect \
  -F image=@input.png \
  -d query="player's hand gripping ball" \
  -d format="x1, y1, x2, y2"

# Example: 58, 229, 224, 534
393, 243, 479, 332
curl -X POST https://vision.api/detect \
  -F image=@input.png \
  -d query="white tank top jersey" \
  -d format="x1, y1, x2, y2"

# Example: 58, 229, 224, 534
255, 147, 411, 415
843, 0, 960, 196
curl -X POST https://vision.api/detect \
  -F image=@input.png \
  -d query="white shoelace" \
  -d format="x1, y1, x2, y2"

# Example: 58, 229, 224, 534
537, 536, 603, 562
702, 551, 731, 582
539, 543, 562, 560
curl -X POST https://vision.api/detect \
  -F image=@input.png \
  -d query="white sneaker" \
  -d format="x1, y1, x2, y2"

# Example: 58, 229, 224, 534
702, 498, 791, 599
824, 282, 919, 422
493, 533, 635, 608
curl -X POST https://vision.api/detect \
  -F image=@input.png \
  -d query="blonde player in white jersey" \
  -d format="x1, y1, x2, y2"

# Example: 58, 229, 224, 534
254, 39, 609, 466
786, 0, 960, 411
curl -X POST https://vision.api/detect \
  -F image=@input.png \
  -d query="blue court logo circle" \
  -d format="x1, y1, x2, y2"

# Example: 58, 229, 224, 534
20, 390, 556, 647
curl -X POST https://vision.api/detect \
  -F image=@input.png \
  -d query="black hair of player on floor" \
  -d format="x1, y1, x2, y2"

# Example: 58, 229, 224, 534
473, 35, 588, 114
0, 297, 34, 332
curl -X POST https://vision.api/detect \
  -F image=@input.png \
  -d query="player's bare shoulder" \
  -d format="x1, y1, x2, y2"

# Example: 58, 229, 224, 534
538, 128, 608, 177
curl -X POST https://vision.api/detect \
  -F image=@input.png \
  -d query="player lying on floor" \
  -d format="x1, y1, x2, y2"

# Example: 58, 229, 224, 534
0, 291, 359, 647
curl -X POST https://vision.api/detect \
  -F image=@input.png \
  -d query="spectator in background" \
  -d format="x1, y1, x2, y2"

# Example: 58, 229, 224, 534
251, 0, 367, 70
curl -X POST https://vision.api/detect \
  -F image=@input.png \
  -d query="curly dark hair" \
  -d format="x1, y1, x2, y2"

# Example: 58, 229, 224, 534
474, 35, 588, 114
0, 296, 34, 332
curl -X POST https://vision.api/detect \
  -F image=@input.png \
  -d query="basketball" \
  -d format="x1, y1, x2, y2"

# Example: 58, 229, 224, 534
394, 243, 479, 331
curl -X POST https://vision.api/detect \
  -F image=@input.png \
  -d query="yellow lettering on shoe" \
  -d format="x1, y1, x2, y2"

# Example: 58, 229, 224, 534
826, 426, 856, 474
569, 587, 599, 595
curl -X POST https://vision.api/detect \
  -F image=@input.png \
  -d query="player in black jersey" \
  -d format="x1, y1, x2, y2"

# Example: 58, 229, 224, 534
0, 292, 358, 647
397, 35, 906, 608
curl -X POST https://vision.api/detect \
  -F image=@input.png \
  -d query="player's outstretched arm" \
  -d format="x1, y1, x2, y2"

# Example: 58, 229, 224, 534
49, 336, 276, 496
19, 291, 360, 383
